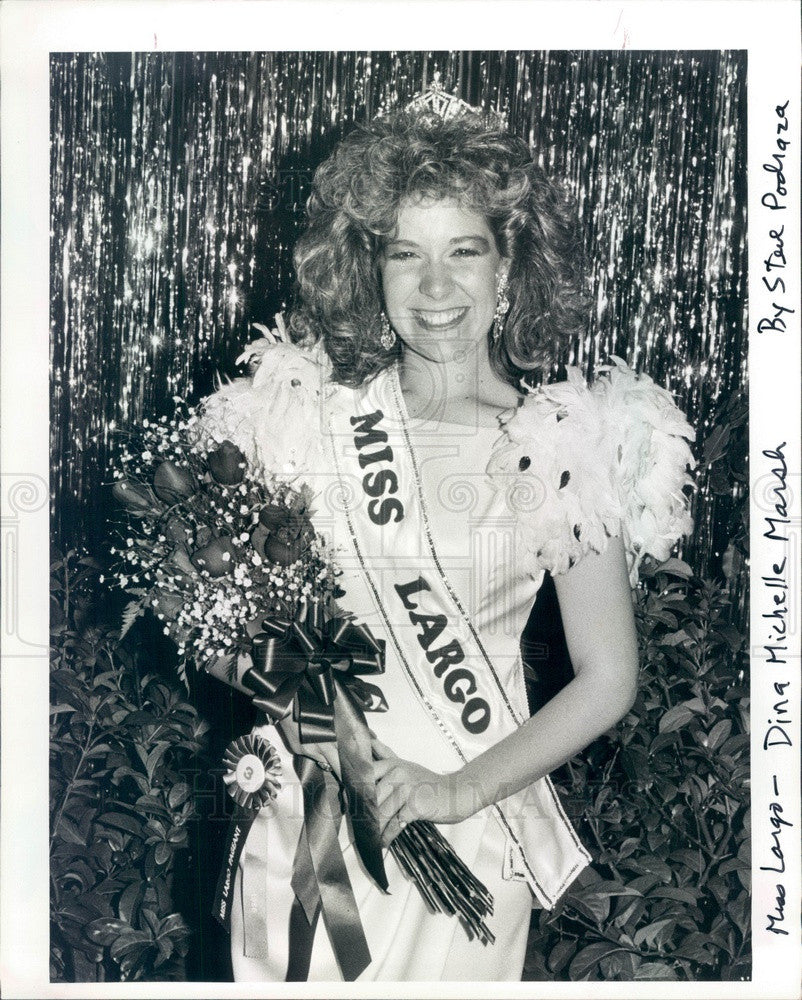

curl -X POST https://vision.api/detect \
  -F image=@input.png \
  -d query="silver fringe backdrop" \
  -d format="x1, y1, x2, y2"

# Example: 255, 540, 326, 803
50, 51, 747, 588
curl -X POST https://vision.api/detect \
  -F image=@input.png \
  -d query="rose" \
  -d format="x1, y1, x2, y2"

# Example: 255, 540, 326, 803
207, 440, 246, 486
153, 461, 196, 504
167, 544, 196, 578
112, 480, 160, 514
253, 504, 314, 567
258, 505, 313, 544
163, 516, 193, 545
251, 523, 301, 566
263, 534, 303, 567
191, 536, 236, 577
258, 504, 292, 532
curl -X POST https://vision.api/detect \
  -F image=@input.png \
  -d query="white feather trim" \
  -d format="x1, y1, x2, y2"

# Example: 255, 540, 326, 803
595, 357, 696, 582
193, 340, 330, 484
487, 359, 695, 584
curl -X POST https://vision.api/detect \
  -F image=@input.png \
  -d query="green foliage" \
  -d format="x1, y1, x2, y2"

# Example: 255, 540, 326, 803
524, 559, 749, 982
694, 386, 748, 599
702, 387, 748, 552
50, 550, 210, 982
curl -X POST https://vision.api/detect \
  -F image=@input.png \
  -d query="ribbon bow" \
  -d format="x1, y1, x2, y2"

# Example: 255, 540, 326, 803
244, 600, 388, 742
240, 600, 389, 981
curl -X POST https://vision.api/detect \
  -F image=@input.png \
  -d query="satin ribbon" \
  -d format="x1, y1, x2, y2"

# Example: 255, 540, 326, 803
240, 601, 389, 980
244, 602, 388, 740
289, 757, 371, 982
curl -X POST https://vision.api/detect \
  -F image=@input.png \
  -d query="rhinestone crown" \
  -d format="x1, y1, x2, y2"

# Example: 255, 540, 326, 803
378, 71, 507, 128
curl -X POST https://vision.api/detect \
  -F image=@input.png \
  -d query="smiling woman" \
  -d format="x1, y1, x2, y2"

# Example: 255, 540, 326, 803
187, 91, 696, 983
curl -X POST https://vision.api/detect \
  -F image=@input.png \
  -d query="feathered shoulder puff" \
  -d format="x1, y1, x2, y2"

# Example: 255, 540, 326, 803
485, 358, 696, 585
198, 337, 695, 587
193, 331, 331, 483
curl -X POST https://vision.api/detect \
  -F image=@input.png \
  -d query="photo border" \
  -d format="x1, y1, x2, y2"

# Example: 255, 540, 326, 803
1, 2, 799, 997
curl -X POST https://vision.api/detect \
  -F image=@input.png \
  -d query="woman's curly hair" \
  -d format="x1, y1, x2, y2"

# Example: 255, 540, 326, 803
289, 106, 588, 387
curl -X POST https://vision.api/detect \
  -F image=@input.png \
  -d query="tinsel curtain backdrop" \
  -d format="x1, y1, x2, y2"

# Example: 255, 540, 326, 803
49, 50, 747, 586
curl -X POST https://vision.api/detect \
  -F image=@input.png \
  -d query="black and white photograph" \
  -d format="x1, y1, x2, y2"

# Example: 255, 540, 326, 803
0, 2, 799, 996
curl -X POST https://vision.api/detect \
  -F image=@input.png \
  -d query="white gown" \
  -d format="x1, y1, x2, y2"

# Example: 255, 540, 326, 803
197, 343, 696, 983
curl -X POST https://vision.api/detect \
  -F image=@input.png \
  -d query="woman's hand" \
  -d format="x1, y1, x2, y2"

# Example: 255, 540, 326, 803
275, 713, 341, 780
372, 738, 474, 846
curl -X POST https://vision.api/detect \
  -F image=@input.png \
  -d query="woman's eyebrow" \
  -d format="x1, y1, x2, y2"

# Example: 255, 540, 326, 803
384, 235, 491, 249
450, 235, 490, 249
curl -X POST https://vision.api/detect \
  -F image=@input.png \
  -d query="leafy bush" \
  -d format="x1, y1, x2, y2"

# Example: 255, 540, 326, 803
700, 387, 748, 567
50, 550, 210, 982
524, 559, 749, 982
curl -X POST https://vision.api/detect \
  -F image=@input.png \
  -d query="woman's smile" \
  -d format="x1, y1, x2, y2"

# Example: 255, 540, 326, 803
410, 306, 470, 331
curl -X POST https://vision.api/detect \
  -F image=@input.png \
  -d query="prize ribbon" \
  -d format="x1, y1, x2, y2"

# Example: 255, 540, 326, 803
222, 734, 282, 811
240, 599, 389, 980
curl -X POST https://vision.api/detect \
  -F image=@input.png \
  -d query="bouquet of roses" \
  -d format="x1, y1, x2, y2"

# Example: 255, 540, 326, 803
108, 401, 494, 965
108, 402, 339, 686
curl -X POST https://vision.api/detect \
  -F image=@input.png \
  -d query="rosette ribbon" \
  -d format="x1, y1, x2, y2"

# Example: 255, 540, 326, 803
239, 600, 389, 981
222, 734, 282, 811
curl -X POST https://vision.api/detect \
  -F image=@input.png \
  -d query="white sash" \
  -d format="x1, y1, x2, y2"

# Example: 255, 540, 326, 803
324, 366, 590, 909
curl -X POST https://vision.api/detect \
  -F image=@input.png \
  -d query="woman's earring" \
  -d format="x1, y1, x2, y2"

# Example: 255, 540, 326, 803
379, 311, 397, 350
492, 272, 511, 344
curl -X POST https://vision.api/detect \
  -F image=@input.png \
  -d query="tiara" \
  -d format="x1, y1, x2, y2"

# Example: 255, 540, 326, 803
376, 71, 507, 128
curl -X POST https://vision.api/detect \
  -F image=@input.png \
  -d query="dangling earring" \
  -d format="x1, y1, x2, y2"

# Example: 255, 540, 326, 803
379, 311, 396, 350
492, 272, 510, 344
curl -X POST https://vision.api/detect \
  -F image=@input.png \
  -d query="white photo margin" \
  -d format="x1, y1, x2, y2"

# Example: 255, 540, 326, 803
1, 2, 799, 998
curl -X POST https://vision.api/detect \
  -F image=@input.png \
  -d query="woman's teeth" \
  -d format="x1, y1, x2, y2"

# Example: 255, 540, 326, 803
412, 307, 468, 330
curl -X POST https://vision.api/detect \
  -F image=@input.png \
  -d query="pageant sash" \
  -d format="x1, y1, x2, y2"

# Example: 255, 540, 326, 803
325, 366, 590, 908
